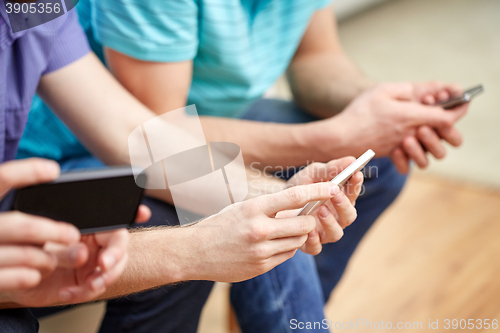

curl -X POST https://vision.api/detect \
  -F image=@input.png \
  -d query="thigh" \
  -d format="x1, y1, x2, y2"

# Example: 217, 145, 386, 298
315, 157, 407, 302
231, 250, 328, 333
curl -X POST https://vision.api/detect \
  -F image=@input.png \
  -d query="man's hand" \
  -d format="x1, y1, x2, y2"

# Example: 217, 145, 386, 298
0, 159, 81, 296
281, 157, 363, 255
6, 229, 130, 307
308, 82, 467, 172
183, 182, 342, 282
390, 81, 468, 173
0, 158, 151, 308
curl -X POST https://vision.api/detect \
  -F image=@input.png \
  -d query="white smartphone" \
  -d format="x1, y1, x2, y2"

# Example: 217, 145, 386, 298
297, 149, 376, 216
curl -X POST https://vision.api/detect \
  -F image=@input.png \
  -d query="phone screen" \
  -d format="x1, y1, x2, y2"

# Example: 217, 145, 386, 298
14, 174, 143, 233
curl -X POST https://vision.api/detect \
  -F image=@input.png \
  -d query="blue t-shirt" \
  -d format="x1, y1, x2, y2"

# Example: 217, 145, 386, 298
18, 0, 332, 160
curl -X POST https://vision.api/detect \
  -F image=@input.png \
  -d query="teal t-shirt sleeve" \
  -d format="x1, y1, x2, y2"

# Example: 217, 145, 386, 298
91, 0, 199, 62
316, 0, 333, 9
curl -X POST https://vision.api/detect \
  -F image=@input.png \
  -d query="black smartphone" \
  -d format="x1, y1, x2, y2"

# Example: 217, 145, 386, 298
437, 84, 484, 109
13, 167, 145, 234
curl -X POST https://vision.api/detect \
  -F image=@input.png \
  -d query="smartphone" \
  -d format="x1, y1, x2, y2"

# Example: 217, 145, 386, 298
297, 149, 375, 216
13, 167, 145, 234
437, 84, 484, 109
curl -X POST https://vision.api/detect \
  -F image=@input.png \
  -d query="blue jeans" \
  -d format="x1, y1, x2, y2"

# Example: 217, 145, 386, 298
1, 99, 406, 333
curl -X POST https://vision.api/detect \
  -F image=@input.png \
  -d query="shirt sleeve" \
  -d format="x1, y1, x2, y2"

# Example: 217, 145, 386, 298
44, 10, 91, 75
91, 0, 199, 62
316, 0, 333, 9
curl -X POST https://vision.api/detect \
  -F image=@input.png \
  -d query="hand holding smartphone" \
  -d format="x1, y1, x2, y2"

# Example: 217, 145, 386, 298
297, 149, 375, 216
14, 167, 145, 234
437, 84, 484, 109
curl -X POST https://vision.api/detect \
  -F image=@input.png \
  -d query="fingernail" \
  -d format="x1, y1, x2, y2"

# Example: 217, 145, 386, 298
319, 206, 329, 218
330, 184, 340, 196
333, 193, 344, 205
103, 255, 115, 270
59, 290, 72, 302
91, 276, 105, 291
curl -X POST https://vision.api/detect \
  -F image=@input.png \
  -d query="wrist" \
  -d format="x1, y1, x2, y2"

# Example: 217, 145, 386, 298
300, 119, 347, 162
166, 226, 207, 282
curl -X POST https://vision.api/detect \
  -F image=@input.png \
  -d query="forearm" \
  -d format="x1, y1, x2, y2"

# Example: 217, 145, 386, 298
97, 227, 197, 299
287, 53, 374, 118
38, 53, 155, 167
199, 116, 340, 168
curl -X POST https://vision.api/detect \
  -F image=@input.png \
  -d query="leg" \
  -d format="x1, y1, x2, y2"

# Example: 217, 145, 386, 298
241, 98, 407, 301
34, 155, 214, 333
228, 100, 330, 333
314, 158, 406, 301
0, 309, 39, 333
231, 251, 328, 333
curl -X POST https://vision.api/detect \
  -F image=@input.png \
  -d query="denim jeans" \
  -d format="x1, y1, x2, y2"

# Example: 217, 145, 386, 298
1, 99, 406, 333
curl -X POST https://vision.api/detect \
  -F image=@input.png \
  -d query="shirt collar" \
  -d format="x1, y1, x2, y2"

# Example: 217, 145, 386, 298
0, 2, 27, 51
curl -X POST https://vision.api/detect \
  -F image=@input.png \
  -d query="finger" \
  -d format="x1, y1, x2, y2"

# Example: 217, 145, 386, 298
58, 253, 125, 304
135, 205, 151, 224
300, 230, 322, 255
308, 157, 356, 183
44, 242, 89, 269
88, 252, 128, 293
421, 94, 436, 105
415, 81, 463, 101
0, 268, 42, 291
444, 103, 469, 122
442, 83, 464, 98
0, 246, 57, 272
391, 147, 410, 174
343, 171, 364, 204
330, 192, 358, 229
404, 103, 455, 129
317, 205, 344, 243
268, 215, 316, 239
437, 126, 463, 147
0, 158, 60, 198
58, 279, 107, 305
417, 126, 447, 159
437, 90, 450, 102
0, 212, 80, 245
266, 249, 297, 272
402, 136, 429, 168
94, 229, 129, 272
275, 209, 301, 219
286, 157, 355, 187
268, 234, 309, 255
259, 182, 337, 216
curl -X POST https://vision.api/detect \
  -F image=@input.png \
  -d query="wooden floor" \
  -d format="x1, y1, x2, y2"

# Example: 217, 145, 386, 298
198, 174, 500, 332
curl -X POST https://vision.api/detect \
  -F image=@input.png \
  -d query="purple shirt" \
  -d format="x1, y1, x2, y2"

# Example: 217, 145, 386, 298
0, 7, 90, 163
